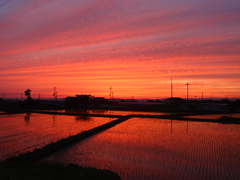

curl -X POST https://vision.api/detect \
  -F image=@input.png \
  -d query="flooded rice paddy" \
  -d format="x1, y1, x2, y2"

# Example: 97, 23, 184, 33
184, 113, 240, 120
44, 117, 240, 180
0, 113, 114, 160
1, 111, 240, 179
36, 109, 170, 116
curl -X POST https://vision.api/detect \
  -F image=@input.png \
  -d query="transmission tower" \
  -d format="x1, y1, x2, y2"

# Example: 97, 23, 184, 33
53, 87, 57, 101
109, 86, 114, 101
185, 82, 190, 100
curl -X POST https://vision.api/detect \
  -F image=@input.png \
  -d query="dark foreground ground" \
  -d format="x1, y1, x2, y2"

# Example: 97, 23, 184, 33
0, 162, 121, 180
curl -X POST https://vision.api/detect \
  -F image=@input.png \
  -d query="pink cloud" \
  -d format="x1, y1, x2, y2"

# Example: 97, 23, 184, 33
0, 0, 240, 98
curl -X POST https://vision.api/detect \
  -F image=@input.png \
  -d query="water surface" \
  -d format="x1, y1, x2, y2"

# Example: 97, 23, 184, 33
44, 118, 240, 180
0, 113, 114, 160
184, 113, 240, 120
36, 109, 170, 116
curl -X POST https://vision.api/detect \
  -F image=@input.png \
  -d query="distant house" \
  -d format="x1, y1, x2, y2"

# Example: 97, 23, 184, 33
197, 103, 228, 112
166, 97, 184, 103
65, 96, 78, 107
65, 96, 77, 103
65, 95, 93, 107
91, 97, 109, 104
165, 97, 188, 111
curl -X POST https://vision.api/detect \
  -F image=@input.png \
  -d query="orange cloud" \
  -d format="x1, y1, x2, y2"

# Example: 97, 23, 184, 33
0, 0, 239, 99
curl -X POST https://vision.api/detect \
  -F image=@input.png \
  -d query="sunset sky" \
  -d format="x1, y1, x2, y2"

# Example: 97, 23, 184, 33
1, 0, 240, 100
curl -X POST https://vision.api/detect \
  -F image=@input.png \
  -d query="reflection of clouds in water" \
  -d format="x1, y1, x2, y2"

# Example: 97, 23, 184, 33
65, 109, 92, 114
90, 109, 108, 115
185, 113, 240, 120
0, 113, 115, 161
52, 114, 56, 127
44, 117, 240, 180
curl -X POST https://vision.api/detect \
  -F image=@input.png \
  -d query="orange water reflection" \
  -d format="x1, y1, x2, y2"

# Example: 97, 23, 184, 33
184, 113, 240, 119
44, 118, 240, 180
37, 109, 171, 116
0, 113, 114, 160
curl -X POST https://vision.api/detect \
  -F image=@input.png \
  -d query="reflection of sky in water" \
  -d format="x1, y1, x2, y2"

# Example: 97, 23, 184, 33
44, 118, 240, 180
0, 113, 114, 160
36, 109, 171, 116
184, 113, 240, 119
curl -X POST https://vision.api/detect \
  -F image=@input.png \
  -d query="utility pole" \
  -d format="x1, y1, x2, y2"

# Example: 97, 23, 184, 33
202, 92, 204, 101
171, 78, 173, 98
185, 82, 189, 100
109, 86, 112, 101
53, 87, 57, 101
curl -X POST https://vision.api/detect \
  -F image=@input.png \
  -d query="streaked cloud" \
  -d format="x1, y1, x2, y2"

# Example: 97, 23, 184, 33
0, 0, 240, 99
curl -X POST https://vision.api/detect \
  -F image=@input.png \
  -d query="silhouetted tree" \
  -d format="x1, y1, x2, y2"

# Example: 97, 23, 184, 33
24, 89, 33, 102
75, 94, 93, 107
25, 89, 31, 96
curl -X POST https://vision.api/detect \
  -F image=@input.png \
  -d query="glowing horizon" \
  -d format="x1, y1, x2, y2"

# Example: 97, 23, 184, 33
1, 0, 240, 100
